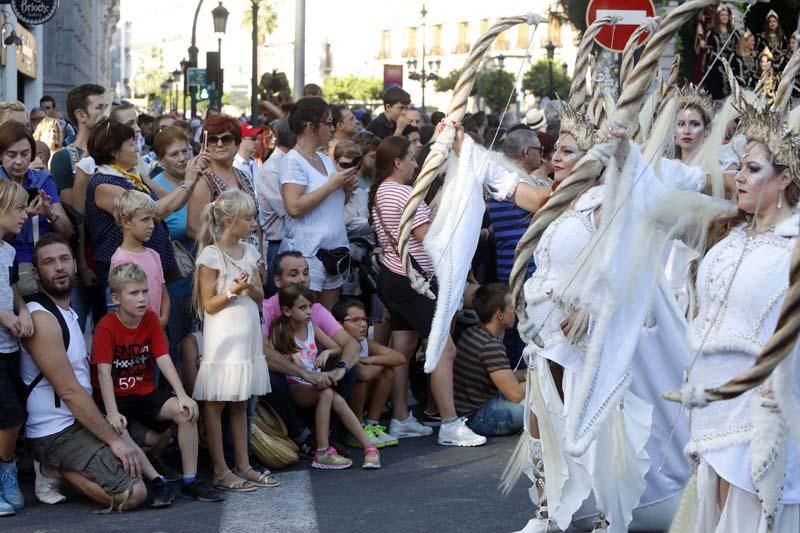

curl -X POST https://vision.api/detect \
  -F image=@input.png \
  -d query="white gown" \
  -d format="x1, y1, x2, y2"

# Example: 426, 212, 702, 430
684, 214, 800, 533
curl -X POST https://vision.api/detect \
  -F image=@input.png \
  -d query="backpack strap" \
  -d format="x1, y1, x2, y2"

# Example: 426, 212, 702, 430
22, 292, 71, 407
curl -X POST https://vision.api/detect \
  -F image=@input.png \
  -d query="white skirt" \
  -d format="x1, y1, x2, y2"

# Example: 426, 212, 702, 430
694, 460, 800, 533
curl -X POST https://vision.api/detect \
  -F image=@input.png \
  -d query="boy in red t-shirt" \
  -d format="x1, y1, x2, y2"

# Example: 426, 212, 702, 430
92, 263, 222, 502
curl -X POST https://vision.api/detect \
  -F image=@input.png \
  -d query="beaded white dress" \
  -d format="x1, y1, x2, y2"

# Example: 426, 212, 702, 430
685, 213, 800, 533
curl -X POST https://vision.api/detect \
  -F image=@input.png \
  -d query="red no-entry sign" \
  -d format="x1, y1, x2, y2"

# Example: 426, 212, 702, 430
586, 0, 656, 52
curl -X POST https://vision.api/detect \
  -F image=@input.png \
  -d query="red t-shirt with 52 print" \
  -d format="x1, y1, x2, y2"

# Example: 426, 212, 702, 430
91, 310, 169, 397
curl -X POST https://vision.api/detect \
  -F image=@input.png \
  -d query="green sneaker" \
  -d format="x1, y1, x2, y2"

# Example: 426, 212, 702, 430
343, 432, 362, 448
366, 423, 399, 448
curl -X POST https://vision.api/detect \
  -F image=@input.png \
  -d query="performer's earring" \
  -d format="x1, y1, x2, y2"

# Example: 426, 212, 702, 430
778, 189, 784, 209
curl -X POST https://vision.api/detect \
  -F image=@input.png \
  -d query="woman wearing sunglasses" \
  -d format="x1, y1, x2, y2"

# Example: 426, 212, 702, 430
187, 115, 262, 258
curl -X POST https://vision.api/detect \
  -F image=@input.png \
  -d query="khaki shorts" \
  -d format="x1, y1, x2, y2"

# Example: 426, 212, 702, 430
31, 422, 138, 496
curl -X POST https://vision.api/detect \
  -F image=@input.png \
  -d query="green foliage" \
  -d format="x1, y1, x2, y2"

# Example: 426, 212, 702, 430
241, 0, 277, 45
477, 70, 517, 113
259, 69, 291, 101
523, 58, 572, 99
434, 69, 463, 92
559, 0, 589, 33
322, 76, 383, 103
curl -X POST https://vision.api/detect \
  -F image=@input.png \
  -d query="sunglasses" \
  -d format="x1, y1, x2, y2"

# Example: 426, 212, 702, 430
207, 134, 237, 145
528, 145, 544, 155
343, 316, 368, 324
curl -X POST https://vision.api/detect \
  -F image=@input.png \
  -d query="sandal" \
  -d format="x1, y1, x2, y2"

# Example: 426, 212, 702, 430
234, 466, 280, 488
212, 470, 257, 492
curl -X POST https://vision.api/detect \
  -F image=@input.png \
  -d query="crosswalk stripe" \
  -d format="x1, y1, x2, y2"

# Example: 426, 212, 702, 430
219, 471, 319, 533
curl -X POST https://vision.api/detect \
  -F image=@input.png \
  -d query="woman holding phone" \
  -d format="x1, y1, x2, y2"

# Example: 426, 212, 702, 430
0, 121, 72, 295
280, 97, 358, 310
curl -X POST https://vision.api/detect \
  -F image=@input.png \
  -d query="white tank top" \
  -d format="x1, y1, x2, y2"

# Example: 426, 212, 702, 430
19, 301, 91, 439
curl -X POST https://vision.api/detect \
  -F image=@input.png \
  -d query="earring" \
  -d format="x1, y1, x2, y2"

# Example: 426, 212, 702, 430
778, 190, 783, 209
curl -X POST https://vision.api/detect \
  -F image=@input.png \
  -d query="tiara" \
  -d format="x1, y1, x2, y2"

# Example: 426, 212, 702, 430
738, 105, 800, 185
559, 104, 596, 151
677, 84, 713, 125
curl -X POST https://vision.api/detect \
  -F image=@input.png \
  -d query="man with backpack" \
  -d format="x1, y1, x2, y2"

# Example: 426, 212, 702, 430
19, 234, 148, 511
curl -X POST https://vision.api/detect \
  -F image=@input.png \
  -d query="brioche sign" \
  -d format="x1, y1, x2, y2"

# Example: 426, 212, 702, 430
11, 0, 60, 26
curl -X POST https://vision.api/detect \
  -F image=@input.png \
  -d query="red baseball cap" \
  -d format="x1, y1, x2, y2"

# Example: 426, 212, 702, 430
241, 123, 263, 138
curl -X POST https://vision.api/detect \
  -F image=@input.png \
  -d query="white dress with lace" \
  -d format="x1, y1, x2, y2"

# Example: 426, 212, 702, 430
686, 214, 800, 533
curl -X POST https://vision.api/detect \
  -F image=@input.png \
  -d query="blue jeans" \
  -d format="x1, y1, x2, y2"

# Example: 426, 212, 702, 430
466, 392, 524, 436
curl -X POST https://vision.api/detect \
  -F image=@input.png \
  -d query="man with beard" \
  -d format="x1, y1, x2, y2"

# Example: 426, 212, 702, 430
18, 234, 148, 510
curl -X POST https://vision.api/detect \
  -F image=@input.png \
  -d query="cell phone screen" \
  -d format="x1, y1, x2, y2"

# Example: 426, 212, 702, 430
26, 188, 38, 205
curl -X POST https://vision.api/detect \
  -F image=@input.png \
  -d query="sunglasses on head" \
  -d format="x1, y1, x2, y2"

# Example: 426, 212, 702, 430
207, 134, 236, 145
338, 155, 363, 169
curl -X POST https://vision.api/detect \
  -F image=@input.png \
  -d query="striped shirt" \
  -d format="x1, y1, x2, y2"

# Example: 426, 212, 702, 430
372, 180, 433, 277
487, 198, 535, 285
453, 325, 510, 416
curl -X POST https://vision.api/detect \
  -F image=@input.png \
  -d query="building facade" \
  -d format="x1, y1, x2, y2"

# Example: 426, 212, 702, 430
41, 0, 120, 111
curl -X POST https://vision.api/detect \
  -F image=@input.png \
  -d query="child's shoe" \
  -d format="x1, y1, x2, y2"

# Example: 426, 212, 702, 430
0, 459, 23, 510
365, 423, 399, 448
311, 447, 352, 470
362, 447, 381, 470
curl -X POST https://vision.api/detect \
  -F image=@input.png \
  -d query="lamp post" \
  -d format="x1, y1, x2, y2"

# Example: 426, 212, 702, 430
171, 69, 182, 114
160, 80, 170, 113
188, 0, 205, 119
405, 3, 440, 113
545, 40, 556, 98
180, 59, 189, 118
250, 0, 259, 123
212, 2, 229, 110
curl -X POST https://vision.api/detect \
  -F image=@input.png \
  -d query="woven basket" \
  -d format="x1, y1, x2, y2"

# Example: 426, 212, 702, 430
255, 400, 289, 438
251, 425, 299, 469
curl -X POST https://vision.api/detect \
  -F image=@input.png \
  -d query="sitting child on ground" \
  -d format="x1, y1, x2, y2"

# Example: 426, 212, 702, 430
270, 284, 380, 470
332, 298, 402, 448
92, 262, 222, 503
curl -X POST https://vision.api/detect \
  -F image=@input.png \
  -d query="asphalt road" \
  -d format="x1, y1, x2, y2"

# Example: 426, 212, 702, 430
4, 434, 533, 533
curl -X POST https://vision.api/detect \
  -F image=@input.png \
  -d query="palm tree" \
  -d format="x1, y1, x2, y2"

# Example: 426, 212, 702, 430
241, 0, 277, 46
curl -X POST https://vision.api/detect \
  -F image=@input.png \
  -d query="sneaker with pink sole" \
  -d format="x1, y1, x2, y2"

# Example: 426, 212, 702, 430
311, 447, 353, 470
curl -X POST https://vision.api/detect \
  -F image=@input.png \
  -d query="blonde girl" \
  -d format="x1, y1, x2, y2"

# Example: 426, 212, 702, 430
270, 284, 380, 470
192, 188, 276, 491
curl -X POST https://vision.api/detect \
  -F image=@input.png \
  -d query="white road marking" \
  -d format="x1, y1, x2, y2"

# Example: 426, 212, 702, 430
596, 9, 649, 25
219, 471, 319, 533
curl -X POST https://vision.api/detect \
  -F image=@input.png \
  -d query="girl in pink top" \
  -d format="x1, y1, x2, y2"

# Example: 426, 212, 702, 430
270, 284, 380, 470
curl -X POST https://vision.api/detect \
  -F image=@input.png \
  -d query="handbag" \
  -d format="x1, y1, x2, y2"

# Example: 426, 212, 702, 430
374, 205, 438, 295
315, 247, 352, 276
165, 239, 195, 283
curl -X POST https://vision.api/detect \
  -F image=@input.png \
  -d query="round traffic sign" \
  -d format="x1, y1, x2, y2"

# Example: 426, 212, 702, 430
586, 0, 656, 52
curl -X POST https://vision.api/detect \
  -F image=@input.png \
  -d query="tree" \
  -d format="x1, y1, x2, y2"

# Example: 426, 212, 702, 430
241, 0, 277, 46
322, 76, 383, 103
522, 58, 572, 99
477, 70, 517, 113
434, 69, 463, 92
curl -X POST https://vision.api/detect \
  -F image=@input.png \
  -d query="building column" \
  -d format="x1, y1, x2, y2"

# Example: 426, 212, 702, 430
23, 24, 44, 107
0, 7, 17, 103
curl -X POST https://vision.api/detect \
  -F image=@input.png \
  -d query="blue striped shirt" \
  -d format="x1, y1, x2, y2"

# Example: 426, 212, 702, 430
487, 198, 535, 285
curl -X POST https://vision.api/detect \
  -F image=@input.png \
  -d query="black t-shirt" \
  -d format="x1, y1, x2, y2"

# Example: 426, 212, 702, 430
366, 113, 396, 140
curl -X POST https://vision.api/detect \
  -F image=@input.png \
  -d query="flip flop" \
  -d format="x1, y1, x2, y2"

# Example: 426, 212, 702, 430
213, 470, 257, 492
235, 466, 280, 488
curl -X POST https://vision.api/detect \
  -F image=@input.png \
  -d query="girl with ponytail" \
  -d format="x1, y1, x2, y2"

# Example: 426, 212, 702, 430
192, 188, 277, 491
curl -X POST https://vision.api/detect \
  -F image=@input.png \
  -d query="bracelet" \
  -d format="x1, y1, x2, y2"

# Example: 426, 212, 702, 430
178, 182, 191, 192
226, 289, 238, 302
335, 360, 347, 370
48, 212, 60, 224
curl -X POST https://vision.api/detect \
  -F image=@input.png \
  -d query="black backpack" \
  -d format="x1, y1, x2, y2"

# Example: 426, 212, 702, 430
22, 292, 72, 407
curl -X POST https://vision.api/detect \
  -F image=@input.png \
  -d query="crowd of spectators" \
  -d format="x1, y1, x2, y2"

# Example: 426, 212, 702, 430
0, 80, 554, 516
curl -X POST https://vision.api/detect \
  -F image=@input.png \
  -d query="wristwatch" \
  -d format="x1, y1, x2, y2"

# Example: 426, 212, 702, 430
335, 361, 348, 370
48, 212, 61, 224
226, 289, 238, 302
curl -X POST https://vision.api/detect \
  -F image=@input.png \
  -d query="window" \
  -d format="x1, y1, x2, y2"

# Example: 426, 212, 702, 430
496, 30, 509, 51
378, 29, 391, 59
403, 27, 418, 58
455, 21, 470, 54
517, 24, 529, 49
431, 24, 443, 56
480, 19, 489, 35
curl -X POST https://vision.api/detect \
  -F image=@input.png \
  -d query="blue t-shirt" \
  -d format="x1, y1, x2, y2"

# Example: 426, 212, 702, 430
487, 198, 535, 285
0, 167, 61, 264
152, 172, 192, 297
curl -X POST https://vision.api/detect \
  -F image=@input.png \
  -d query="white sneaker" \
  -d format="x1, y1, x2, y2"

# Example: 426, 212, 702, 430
389, 414, 434, 438
34, 460, 66, 505
437, 417, 487, 447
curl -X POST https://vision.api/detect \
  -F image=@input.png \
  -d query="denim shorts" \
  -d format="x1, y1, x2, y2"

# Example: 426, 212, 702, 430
466, 392, 524, 437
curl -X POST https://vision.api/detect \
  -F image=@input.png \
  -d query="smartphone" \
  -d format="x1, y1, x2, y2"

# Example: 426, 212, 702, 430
202, 130, 208, 152
25, 188, 39, 205
339, 155, 363, 170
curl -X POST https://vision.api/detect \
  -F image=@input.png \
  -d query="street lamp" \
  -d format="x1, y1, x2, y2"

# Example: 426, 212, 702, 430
188, 1, 205, 119
180, 58, 189, 118
212, 2, 229, 110
250, 0, 259, 123
171, 70, 182, 113
405, 2, 440, 113
545, 40, 556, 98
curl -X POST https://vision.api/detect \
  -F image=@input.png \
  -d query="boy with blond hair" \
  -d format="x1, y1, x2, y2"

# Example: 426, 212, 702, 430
92, 263, 222, 502
110, 190, 169, 327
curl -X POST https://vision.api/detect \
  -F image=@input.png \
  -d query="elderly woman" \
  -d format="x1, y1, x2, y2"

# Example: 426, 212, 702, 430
152, 126, 209, 365
85, 118, 202, 319
0, 121, 72, 295
280, 97, 357, 310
